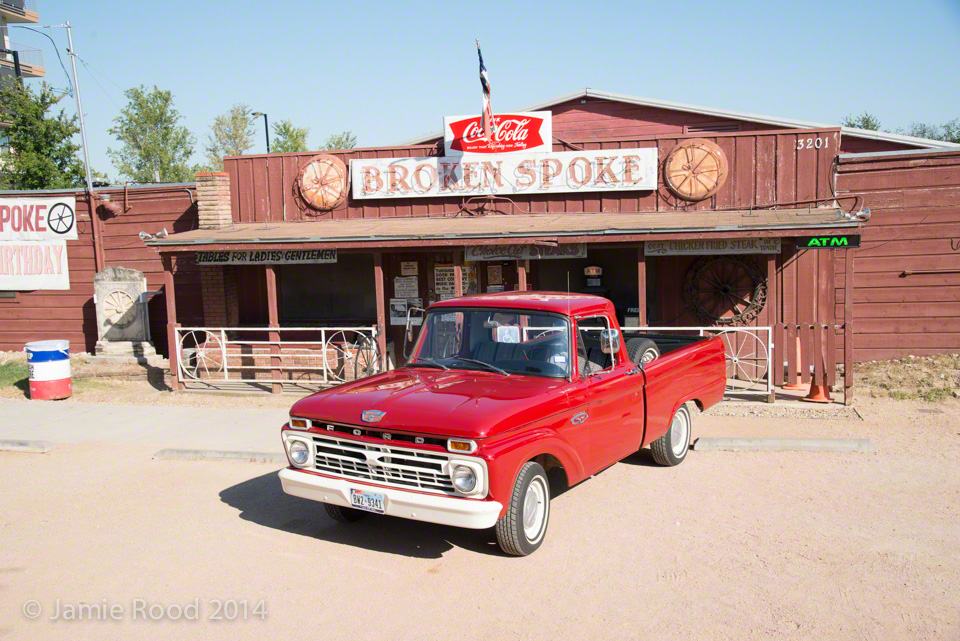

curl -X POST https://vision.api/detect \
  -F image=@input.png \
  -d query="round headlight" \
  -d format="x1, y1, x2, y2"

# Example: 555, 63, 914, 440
289, 440, 309, 466
452, 465, 477, 493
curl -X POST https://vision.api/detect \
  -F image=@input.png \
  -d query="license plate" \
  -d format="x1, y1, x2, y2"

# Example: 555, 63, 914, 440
350, 489, 385, 514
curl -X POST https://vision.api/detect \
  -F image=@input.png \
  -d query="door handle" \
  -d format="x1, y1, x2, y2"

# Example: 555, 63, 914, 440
626, 368, 639, 375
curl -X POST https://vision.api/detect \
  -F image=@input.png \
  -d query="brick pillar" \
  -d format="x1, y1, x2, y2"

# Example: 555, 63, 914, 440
196, 172, 233, 229
200, 265, 228, 327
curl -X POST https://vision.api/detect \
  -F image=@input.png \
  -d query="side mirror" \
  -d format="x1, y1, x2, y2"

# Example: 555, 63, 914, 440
402, 306, 425, 360
600, 328, 620, 355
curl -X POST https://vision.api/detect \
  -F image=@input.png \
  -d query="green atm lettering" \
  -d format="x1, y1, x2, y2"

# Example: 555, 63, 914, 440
806, 237, 849, 247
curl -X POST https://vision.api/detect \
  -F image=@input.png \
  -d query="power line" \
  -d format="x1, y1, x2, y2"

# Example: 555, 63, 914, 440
6, 24, 72, 95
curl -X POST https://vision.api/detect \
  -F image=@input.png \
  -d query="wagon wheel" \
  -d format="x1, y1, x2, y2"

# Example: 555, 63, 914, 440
682, 256, 766, 326
663, 139, 729, 202
324, 330, 361, 382
178, 330, 225, 380
353, 335, 382, 380
714, 330, 769, 390
297, 154, 348, 211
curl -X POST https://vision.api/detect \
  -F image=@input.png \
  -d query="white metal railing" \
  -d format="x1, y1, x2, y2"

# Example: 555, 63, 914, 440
175, 326, 381, 386
623, 326, 773, 398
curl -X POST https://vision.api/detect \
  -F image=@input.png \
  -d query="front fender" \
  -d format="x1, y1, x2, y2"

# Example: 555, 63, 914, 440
480, 425, 587, 518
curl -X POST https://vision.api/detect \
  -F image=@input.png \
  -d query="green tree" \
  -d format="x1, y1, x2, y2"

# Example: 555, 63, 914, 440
899, 119, 960, 143
323, 131, 357, 150
107, 85, 195, 183
204, 104, 255, 169
841, 111, 882, 131
271, 119, 310, 153
0, 81, 85, 190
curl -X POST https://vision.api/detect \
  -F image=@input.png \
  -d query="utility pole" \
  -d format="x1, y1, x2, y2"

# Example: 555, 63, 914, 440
64, 22, 93, 193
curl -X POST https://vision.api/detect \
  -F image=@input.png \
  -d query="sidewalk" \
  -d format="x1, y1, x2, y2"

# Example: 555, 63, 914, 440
0, 400, 288, 453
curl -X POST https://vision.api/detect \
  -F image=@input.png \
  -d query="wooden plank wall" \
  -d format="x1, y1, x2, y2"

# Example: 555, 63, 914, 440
836, 150, 960, 361
223, 128, 840, 224
0, 186, 202, 356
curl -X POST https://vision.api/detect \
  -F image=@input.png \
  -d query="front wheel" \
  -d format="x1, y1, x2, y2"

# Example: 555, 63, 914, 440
324, 503, 366, 523
650, 404, 692, 466
495, 462, 550, 556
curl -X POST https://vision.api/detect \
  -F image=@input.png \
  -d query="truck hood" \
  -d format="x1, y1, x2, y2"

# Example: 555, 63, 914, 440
289, 368, 571, 439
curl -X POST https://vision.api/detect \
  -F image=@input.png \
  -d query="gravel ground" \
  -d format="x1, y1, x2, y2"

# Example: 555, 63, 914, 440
1, 398, 958, 640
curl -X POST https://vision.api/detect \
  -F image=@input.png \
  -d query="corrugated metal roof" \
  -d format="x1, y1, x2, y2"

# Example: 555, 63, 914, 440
145, 207, 857, 248
398, 88, 960, 151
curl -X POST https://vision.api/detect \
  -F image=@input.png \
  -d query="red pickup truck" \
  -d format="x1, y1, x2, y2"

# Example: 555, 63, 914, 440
280, 292, 725, 555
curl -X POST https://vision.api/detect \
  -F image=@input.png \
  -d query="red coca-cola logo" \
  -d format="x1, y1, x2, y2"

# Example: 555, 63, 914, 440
448, 115, 546, 153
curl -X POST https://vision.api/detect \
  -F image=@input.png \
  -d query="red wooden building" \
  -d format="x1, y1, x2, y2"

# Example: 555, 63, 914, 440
2, 89, 958, 401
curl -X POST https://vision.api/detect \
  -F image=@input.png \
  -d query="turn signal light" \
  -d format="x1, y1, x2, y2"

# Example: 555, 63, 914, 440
447, 439, 477, 453
290, 418, 308, 429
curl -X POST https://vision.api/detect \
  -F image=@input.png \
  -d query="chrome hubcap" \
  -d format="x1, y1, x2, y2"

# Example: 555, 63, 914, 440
522, 478, 548, 543
670, 410, 689, 457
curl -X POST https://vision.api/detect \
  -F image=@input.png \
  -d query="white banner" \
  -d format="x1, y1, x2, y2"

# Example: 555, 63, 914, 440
195, 249, 337, 265
0, 196, 77, 241
645, 238, 781, 256
351, 148, 658, 200
0, 240, 70, 290
466, 244, 587, 262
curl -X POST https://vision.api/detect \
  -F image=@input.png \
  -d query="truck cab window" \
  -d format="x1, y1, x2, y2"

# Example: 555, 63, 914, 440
577, 316, 615, 376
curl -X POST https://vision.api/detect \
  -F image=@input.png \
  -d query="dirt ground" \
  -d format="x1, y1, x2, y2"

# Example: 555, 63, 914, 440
1, 397, 958, 640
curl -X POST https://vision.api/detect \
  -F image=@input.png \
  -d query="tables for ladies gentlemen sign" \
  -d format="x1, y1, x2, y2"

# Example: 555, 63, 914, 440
0, 196, 75, 290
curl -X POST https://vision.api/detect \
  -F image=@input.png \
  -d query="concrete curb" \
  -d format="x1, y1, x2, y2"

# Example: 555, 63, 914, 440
692, 437, 877, 453
0, 439, 56, 454
153, 448, 286, 464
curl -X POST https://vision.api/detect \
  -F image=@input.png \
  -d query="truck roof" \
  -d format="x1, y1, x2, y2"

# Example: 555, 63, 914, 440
429, 291, 615, 317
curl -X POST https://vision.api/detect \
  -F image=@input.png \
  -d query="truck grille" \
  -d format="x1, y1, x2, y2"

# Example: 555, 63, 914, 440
310, 433, 455, 495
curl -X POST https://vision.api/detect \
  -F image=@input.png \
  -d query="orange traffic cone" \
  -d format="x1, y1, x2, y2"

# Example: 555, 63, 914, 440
801, 382, 833, 403
783, 336, 808, 390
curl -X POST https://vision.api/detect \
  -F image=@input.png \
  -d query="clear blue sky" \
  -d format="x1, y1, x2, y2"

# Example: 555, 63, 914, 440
11, 0, 960, 180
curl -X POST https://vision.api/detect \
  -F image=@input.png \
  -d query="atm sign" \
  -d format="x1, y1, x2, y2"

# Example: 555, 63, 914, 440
796, 235, 861, 249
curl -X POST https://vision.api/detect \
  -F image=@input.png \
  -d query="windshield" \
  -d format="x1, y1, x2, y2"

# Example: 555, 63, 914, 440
410, 308, 571, 379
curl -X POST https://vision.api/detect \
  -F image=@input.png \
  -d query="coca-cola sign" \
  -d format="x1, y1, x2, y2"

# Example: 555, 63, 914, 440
444, 111, 552, 155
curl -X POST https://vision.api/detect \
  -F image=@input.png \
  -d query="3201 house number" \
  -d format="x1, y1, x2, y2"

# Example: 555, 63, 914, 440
797, 137, 830, 150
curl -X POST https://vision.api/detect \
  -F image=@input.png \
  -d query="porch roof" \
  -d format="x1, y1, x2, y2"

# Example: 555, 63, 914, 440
145, 207, 860, 252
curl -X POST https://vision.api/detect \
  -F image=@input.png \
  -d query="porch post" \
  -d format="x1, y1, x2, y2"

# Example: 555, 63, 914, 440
844, 249, 854, 405
162, 254, 181, 392
517, 259, 528, 291
453, 250, 464, 297
373, 252, 388, 367
766, 252, 778, 403
637, 244, 647, 326
265, 265, 281, 394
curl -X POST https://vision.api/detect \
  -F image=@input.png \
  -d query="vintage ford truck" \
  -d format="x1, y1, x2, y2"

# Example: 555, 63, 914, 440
279, 292, 726, 555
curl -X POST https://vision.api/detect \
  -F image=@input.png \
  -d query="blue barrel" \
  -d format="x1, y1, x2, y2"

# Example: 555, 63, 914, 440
25, 340, 72, 400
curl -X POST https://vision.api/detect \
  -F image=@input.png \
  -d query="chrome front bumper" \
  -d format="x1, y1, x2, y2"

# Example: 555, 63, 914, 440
279, 468, 503, 529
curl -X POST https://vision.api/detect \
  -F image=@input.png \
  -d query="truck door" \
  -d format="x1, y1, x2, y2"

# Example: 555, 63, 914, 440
575, 315, 645, 472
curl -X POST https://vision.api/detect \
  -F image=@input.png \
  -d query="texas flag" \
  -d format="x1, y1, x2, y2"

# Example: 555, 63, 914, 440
476, 39, 495, 140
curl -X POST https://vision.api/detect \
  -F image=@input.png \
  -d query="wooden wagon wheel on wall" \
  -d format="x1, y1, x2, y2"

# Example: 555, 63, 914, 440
663, 138, 729, 202
297, 154, 348, 211
682, 256, 766, 326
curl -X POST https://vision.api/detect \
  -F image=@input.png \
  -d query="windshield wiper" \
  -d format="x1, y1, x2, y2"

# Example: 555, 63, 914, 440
451, 357, 510, 376
408, 357, 449, 370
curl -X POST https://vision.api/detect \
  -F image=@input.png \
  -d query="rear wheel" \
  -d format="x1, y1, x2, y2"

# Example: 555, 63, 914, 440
495, 462, 550, 556
650, 404, 692, 466
324, 503, 366, 523
626, 337, 660, 365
